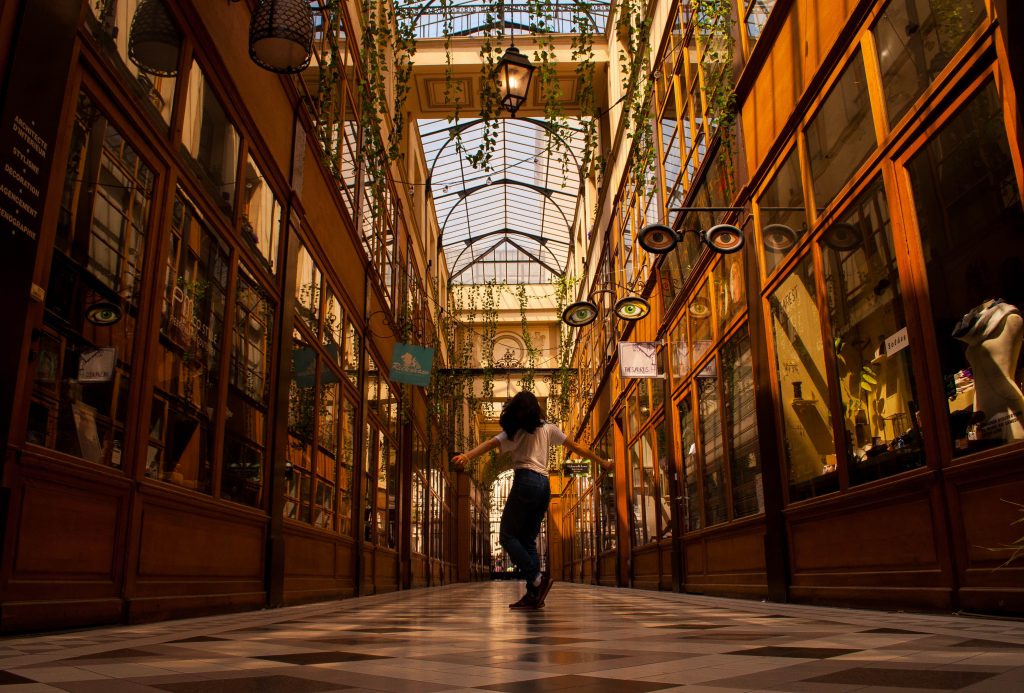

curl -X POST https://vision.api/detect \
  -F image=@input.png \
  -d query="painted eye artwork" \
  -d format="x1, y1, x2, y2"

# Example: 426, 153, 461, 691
688, 297, 710, 318
705, 224, 745, 253
614, 296, 650, 321
562, 301, 598, 327
762, 223, 798, 252
85, 301, 123, 326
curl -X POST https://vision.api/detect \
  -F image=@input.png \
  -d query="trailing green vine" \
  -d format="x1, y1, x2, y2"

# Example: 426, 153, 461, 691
515, 284, 538, 393
695, 0, 738, 185
617, 0, 656, 191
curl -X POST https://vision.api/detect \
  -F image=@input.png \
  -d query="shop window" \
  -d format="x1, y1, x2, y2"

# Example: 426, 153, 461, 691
769, 254, 838, 501
758, 146, 808, 277
722, 326, 764, 518
654, 421, 672, 539
873, 0, 986, 127
240, 155, 281, 274
221, 271, 274, 507
805, 50, 876, 210
181, 61, 239, 215
315, 369, 339, 530
343, 319, 360, 386
339, 397, 356, 536
677, 393, 702, 531
713, 251, 746, 332
906, 81, 1024, 455
698, 359, 727, 526
295, 244, 322, 335
87, 0, 177, 127
688, 280, 714, 371
148, 191, 229, 493
322, 284, 344, 366
363, 422, 378, 542
596, 427, 617, 552
30, 93, 154, 467
822, 177, 925, 483
629, 437, 648, 545
286, 328, 315, 522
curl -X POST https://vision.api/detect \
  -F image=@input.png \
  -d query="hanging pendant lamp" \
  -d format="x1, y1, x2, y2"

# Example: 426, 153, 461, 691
128, 0, 182, 77
249, 0, 314, 74
496, 45, 536, 116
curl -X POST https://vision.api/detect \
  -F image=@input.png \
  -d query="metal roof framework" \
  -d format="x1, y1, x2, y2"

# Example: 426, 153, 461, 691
419, 117, 589, 284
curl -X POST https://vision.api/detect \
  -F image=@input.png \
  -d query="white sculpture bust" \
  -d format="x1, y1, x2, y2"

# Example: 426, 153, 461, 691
952, 299, 1024, 443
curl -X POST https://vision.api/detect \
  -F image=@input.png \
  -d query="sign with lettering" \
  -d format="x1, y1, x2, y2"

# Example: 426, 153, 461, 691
618, 342, 661, 378
0, 0, 81, 451
390, 343, 434, 387
78, 348, 117, 383
885, 327, 909, 357
562, 461, 591, 476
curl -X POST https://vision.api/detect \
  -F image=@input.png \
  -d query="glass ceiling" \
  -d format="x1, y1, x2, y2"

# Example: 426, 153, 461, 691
420, 117, 588, 285
396, 1, 610, 39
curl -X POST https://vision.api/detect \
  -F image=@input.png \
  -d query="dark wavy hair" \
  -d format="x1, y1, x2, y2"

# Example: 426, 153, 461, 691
499, 391, 544, 440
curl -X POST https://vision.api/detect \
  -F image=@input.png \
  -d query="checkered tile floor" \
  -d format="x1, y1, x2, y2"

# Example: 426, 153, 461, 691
1, 582, 1022, 691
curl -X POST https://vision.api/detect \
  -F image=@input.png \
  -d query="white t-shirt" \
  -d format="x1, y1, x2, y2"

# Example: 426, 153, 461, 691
494, 422, 567, 476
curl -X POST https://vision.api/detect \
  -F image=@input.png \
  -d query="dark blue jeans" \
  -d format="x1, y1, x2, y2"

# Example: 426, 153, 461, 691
499, 469, 551, 584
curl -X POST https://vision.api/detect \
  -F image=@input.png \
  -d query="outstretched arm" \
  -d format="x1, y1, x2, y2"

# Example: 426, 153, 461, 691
451, 438, 500, 469
563, 438, 614, 472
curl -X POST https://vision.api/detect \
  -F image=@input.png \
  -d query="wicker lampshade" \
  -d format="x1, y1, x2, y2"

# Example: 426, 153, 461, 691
128, 0, 182, 77
249, 0, 314, 74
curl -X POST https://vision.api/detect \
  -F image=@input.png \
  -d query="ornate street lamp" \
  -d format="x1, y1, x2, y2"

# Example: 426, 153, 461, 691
128, 0, 182, 77
496, 45, 536, 116
249, 0, 315, 74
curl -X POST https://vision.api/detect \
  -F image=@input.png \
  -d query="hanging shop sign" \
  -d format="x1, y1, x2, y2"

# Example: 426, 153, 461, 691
562, 461, 591, 476
618, 342, 662, 378
78, 347, 117, 383
390, 343, 434, 387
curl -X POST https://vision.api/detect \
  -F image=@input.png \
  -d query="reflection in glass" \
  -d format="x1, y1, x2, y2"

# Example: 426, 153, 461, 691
182, 61, 240, 214
88, 0, 177, 126
222, 271, 274, 507
907, 81, 1024, 455
822, 178, 925, 484
874, 0, 985, 126
758, 146, 807, 277
678, 394, 701, 531
150, 192, 229, 494
723, 326, 763, 517
769, 254, 838, 501
295, 244, 322, 335
698, 362, 727, 526
688, 281, 714, 372
713, 251, 746, 332
241, 155, 281, 273
629, 437, 646, 545
31, 92, 153, 468
805, 50, 876, 210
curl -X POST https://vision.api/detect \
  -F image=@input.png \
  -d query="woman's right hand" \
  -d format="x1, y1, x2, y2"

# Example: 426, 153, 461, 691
451, 454, 468, 468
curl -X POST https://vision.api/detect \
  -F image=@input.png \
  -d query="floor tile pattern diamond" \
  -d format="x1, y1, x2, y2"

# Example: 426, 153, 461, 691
1, 582, 1022, 691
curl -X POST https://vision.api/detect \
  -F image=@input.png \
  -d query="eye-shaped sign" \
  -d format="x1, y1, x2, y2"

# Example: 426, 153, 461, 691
637, 223, 680, 253
761, 223, 798, 252
85, 301, 123, 326
822, 221, 862, 251
562, 300, 599, 327
704, 224, 745, 253
614, 296, 651, 321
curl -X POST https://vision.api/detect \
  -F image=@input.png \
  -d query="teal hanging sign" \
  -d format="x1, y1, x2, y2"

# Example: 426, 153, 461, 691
390, 343, 434, 387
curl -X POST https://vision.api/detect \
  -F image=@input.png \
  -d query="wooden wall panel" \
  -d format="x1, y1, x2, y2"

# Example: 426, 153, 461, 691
375, 549, 399, 592
598, 553, 617, 586
632, 545, 660, 590
946, 465, 1024, 614
136, 504, 264, 580
789, 498, 938, 576
411, 556, 429, 588
683, 525, 768, 597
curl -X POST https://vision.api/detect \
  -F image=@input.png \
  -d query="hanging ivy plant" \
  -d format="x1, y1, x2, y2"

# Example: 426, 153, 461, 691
571, 0, 600, 179
695, 0, 738, 183
515, 284, 538, 393
616, 0, 656, 190
359, 0, 418, 217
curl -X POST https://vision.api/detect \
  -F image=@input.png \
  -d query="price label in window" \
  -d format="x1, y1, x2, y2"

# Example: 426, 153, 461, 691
885, 327, 910, 357
78, 347, 116, 382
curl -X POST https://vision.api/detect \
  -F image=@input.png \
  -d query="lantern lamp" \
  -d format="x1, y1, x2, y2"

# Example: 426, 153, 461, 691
249, 0, 315, 74
496, 46, 536, 116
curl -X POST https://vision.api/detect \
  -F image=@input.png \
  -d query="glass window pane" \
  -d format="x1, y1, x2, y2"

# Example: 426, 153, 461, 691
689, 280, 714, 371
678, 393, 701, 531
723, 326, 763, 518
805, 51, 877, 210
822, 177, 926, 484
758, 146, 808, 277
698, 360, 727, 526
768, 254, 839, 501
907, 81, 1024, 454
241, 154, 281, 273
295, 244, 322, 335
874, 0, 986, 126
713, 251, 746, 331
181, 61, 239, 214
629, 438, 646, 545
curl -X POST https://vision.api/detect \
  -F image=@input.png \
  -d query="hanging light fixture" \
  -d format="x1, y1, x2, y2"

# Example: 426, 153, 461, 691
249, 0, 314, 74
496, 45, 536, 116
128, 0, 182, 77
